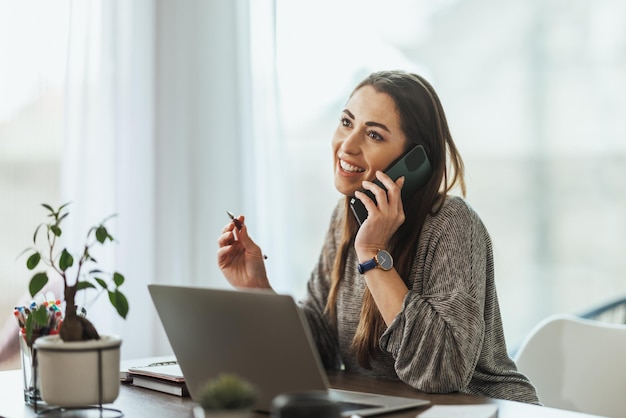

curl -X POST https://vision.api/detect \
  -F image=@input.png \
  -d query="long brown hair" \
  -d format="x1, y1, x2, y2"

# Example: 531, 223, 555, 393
325, 71, 466, 368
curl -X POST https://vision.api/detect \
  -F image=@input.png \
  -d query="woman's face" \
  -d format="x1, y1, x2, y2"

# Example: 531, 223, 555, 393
332, 85, 408, 196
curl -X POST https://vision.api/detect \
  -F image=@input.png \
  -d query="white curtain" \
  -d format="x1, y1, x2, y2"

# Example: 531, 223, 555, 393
62, 0, 155, 359
61, 0, 280, 359
241, 0, 291, 292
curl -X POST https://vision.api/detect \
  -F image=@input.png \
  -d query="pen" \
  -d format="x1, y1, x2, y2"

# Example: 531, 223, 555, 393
226, 210, 242, 231
14, 309, 24, 328
226, 210, 268, 260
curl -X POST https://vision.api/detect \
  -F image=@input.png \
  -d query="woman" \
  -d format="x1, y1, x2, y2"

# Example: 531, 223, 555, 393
217, 70, 540, 404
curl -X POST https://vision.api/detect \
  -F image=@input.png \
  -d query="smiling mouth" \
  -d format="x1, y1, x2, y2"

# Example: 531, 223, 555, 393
339, 159, 365, 173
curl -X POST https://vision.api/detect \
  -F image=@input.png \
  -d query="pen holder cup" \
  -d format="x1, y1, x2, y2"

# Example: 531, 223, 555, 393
19, 330, 43, 405
33, 334, 122, 407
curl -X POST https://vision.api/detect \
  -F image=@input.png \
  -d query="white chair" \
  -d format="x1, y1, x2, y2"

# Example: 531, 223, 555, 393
514, 314, 626, 417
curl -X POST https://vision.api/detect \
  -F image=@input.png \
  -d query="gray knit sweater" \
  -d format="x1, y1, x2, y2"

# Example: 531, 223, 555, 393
299, 196, 540, 404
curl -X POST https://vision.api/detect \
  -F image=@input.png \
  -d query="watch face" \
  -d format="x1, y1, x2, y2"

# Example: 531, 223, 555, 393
376, 250, 393, 271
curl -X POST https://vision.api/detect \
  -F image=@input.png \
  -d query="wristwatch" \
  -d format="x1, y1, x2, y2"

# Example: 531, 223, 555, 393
357, 249, 394, 274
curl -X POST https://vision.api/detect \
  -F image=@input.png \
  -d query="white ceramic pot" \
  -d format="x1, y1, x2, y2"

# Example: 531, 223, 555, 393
33, 334, 122, 407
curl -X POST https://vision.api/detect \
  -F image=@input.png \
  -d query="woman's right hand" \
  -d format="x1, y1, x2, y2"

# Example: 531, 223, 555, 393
217, 215, 272, 290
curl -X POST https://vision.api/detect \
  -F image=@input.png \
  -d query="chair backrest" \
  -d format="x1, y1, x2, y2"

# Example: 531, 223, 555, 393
514, 314, 626, 417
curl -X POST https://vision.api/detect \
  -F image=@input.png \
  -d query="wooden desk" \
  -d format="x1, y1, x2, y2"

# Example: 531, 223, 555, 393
0, 369, 606, 418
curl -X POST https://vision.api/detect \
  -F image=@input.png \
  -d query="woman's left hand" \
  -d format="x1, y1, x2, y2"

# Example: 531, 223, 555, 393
353, 171, 406, 257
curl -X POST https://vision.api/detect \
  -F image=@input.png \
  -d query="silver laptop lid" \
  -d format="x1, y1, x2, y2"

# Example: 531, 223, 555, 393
148, 284, 329, 410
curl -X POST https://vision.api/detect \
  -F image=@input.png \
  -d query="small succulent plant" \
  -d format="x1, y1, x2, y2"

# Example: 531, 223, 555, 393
197, 374, 258, 411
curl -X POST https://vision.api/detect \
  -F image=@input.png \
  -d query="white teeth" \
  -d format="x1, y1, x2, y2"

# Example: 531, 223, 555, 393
339, 159, 365, 173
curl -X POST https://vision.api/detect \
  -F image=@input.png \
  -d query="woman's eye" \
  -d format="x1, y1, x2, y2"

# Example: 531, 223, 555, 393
367, 130, 383, 141
340, 117, 352, 128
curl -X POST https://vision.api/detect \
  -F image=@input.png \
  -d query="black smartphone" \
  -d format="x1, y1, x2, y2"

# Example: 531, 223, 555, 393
349, 144, 432, 226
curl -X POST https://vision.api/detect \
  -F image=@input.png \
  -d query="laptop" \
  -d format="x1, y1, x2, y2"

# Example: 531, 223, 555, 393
148, 284, 429, 416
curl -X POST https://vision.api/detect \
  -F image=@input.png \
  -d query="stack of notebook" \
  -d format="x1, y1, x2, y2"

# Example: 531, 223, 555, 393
120, 356, 189, 397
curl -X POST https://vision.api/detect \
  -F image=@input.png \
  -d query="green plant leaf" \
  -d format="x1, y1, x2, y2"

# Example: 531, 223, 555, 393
50, 224, 62, 237
58, 201, 72, 211
109, 290, 129, 319
32, 224, 43, 244
59, 249, 74, 271
95, 277, 108, 289
76, 281, 97, 291
25, 315, 34, 343
41, 203, 55, 213
33, 305, 49, 327
113, 272, 125, 286
29, 272, 48, 297
82, 249, 96, 263
26, 252, 41, 270
95, 226, 108, 243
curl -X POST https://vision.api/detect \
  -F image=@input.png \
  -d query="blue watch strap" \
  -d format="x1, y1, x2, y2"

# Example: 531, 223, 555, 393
357, 258, 377, 274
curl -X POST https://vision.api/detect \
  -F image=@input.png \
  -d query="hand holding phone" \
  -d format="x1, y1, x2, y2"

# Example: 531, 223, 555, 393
349, 145, 432, 226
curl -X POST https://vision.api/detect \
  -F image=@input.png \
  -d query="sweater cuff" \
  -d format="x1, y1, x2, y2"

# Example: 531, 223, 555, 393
379, 291, 412, 355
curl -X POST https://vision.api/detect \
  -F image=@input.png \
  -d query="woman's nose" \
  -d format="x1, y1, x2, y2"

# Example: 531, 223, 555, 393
340, 129, 362, 154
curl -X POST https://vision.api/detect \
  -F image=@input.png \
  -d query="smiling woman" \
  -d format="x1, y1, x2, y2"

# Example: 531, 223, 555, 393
217, 70, 540, 404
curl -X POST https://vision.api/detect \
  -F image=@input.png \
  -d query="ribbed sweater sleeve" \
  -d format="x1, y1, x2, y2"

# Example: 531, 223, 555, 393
380, 198, 488, 392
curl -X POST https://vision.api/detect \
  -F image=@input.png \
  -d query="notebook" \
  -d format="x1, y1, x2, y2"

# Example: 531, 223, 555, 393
120, 355, 178, 382
148, 284, 429, 416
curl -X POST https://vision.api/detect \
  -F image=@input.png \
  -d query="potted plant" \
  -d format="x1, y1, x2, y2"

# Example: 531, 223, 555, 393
19, 202, 128, 407
193, 374, 259, 418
